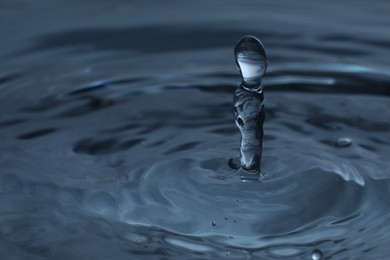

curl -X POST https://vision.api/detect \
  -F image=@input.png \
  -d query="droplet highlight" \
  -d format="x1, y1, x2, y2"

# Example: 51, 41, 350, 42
312, 249, 323, 260
336, 137, 352, 147
234, 35, 268, 91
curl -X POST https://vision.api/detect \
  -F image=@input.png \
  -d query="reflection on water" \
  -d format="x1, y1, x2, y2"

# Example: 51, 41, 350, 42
0, 0, 390, 259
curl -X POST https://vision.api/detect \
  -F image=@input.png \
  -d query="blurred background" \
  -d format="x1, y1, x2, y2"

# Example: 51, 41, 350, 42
1, 0, 390, 95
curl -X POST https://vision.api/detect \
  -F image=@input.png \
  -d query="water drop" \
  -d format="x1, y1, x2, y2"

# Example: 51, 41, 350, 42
212, 221, 216, 226
234, 35, 267, 91
226, 250, 230, 256
312, 249, 323, 260
336, 137, 352, 147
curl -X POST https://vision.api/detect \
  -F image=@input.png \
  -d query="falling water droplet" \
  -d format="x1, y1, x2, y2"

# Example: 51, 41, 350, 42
226, 250, 230, 256
234, 35, 268, 91
336, 137, 352, 147
211, 221, 216, 226
311, 249, 323, 260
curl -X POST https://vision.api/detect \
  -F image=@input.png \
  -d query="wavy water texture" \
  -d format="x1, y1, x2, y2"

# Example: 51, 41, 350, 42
1, 0, 390, 259
0, 84, 389, 259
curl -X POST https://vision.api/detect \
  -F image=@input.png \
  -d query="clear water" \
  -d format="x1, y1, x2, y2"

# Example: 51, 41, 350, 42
1, 1, 390, 259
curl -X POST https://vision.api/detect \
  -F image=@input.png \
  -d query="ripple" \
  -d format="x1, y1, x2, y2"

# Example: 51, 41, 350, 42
119, 145, 365, 249
0, 73, 21, 85
1, 0, 390, 258
17, 127, 57, 140
73, 138, 143, 155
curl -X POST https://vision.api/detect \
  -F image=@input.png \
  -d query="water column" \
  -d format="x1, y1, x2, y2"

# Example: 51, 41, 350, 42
233, 35, 268, 173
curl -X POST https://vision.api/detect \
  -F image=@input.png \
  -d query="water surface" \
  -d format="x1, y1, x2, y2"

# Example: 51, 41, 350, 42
0, 1, 389, 259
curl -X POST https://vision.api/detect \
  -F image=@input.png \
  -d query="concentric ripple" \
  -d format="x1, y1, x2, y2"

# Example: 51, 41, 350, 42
1, 2, 390, 257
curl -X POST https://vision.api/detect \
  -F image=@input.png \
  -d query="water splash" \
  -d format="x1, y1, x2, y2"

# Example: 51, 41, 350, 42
233, 35, 267, 173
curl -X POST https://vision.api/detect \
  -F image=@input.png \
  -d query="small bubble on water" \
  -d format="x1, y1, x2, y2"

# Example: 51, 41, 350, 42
234, 35, 267, 91
212, 221, 216, 226
312, 249, 323, 260
336, 137, 352, 147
